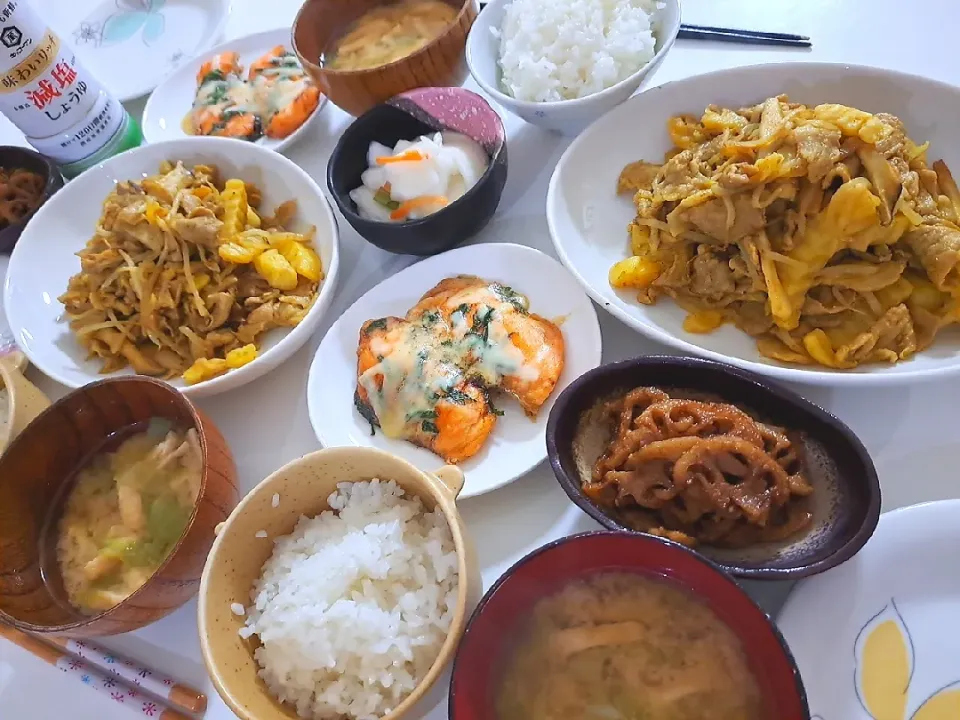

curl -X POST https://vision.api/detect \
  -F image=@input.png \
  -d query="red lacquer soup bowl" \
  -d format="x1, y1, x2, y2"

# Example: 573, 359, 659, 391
449, 531, 810, 720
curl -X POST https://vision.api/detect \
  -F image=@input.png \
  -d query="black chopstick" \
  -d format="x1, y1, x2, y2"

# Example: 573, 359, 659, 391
677, 27, 811, 47
475, 3, 811, 47
681, 23, 809, 42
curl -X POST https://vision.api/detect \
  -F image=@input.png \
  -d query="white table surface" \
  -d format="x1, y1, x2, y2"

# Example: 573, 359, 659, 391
3, 0, 960, 718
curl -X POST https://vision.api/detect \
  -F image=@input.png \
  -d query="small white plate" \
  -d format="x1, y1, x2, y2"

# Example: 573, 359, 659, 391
778, 500, 960, 720
4, 137, 341, 398
547, 62, 960, 386
49, 0, 232, 102
307, 243, 603, 499
142, 27, 327, 153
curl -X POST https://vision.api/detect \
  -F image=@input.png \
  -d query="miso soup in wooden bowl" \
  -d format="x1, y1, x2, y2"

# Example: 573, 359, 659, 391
0, 376, 239, 637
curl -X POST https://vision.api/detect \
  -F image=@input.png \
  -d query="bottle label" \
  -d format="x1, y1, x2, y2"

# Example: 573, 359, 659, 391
0, 0, 102, 138
27, 89, 124, 164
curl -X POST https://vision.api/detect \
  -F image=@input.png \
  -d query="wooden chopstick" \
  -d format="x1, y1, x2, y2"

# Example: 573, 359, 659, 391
678, 26, 812, 47
0, 623, 205, 718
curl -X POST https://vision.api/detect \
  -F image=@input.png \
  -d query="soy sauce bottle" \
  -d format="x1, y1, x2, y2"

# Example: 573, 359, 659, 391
0, 0, 142, 178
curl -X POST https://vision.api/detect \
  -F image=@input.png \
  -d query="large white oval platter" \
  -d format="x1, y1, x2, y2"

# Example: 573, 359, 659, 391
547, 62, 960, 387
142, 28, 327, 153
778, 500, 960, 720
4, 137, 340, 398
307, 243, 603, 499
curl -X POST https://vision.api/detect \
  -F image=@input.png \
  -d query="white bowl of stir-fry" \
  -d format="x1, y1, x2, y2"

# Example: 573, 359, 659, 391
4, 137, 340, 397
548, 62, 960, 385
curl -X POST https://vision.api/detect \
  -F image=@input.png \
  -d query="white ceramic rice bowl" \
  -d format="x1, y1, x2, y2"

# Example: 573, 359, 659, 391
4, 137, 340, 398
547, 62, 960, 386
465, 0, 680, 135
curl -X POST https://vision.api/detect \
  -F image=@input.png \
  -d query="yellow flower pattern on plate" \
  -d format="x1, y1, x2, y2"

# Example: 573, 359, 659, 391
838, 599, 960, 720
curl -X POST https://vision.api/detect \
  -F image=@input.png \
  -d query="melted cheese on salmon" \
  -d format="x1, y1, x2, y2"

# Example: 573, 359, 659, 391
358, 301, 540, 440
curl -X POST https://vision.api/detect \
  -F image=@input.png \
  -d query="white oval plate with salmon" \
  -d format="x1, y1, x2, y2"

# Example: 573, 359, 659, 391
307, 243, 603, 499
142, 28, 327, 153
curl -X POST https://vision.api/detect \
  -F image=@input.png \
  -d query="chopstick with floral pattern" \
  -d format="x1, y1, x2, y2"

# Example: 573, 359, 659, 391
0, 623, 196, 719
44, 635, 207, 715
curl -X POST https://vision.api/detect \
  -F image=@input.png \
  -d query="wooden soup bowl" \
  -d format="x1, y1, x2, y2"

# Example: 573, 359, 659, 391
0, 376, 239, 637
293, 0, 478, 117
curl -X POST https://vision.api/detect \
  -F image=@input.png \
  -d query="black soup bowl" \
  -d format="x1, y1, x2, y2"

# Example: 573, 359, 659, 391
545, 356, 881, 580
327, 87, 507, 256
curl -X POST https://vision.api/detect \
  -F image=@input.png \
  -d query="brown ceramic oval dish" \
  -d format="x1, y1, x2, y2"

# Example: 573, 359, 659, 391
0, 146, 64, 253
293, 0, 478, 117
0, 376, 239, 636
545, 356, 881, 579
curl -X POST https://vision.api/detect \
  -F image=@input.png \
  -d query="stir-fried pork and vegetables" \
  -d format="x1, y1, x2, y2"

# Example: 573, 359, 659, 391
59, 162, 324, 385
613, 95, 960, 369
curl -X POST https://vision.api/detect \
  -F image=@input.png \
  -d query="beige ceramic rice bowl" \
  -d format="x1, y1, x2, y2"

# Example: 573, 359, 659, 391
198, 446, 480, 720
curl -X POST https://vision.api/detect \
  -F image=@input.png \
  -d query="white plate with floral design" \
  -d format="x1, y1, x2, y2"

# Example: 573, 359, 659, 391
49, 0, 231, 102
778, 500, 960, 720
306, 243, 603, 499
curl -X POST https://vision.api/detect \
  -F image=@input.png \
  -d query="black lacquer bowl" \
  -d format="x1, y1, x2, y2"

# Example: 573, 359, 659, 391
327, 87, 507, 256
545, 356, 881, 579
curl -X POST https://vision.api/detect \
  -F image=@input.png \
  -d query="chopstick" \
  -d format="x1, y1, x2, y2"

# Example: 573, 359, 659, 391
0, 624, 205, 718
474, 3, 811, 47
681, 23, 809, 41
678, 25, 812, 47
45, 635, 208, 714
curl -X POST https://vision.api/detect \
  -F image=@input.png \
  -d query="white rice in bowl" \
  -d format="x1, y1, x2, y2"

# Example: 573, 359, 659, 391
241, 479, 459, 720
496, 0, 662, 102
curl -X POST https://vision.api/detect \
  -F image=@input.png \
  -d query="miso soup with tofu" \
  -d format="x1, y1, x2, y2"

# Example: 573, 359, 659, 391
54, 420, 202, 613
496, 572, 763, 720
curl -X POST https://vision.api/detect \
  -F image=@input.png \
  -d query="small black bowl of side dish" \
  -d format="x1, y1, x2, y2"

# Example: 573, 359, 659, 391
545, 356, 881, 579
0, 146, 64, 254
327, 86, 507, 256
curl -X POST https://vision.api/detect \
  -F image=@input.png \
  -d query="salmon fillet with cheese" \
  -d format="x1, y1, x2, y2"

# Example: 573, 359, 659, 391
354, 275, 566, 463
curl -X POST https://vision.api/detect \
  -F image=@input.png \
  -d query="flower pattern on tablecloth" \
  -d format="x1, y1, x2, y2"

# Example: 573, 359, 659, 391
162, 677, 174, 686
110, 692, 125, 703
142, 701, 158, 716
